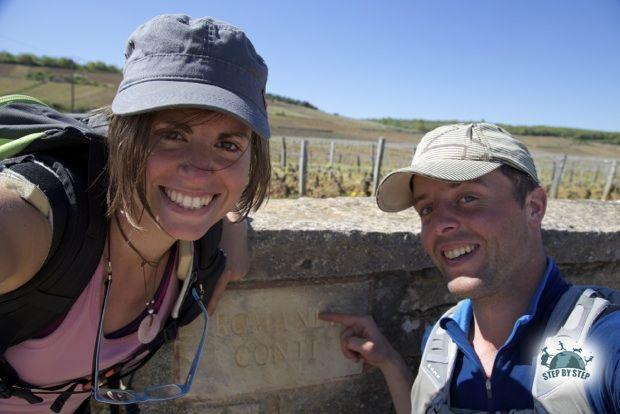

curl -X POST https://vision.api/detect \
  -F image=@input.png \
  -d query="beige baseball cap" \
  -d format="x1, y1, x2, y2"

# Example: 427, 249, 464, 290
376, 122, 539, 212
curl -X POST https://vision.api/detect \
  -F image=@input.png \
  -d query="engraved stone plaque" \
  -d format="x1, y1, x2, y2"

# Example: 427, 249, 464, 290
176, 282, 370, 400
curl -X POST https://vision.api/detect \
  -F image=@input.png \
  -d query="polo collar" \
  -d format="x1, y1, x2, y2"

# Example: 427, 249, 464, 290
439, 257, 559, 346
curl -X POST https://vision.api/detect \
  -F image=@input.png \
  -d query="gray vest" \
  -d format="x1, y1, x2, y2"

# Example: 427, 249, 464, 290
410, 286, 618, 414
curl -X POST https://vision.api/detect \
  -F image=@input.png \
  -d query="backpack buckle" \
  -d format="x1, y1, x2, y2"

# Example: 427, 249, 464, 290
0, 378, 12, 398
162, 321, 178, 343
0, 379, 44, 404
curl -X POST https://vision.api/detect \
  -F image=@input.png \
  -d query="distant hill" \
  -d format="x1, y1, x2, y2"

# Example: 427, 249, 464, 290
0, 62, 120, 112
0, 61, 420, 142
1, 55, 619, 157
372, 118, 620, 146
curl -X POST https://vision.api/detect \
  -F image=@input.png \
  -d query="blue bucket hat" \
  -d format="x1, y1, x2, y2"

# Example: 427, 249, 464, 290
112, 14, 270, 139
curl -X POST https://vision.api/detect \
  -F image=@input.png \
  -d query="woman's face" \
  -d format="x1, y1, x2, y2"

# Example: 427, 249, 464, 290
144, 108, 251, 241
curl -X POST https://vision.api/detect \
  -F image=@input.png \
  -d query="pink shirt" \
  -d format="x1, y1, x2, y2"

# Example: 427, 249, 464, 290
2, 250, 179, 413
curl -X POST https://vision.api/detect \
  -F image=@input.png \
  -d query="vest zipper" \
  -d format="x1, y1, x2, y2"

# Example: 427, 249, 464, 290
485, 378, 492, 399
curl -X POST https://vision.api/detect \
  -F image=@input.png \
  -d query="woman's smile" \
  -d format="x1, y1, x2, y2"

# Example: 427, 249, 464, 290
162, 186, 215, 210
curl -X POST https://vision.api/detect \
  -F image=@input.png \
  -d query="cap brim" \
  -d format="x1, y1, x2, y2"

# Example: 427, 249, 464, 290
376, 160, 502, 212
111, 80, 270, 139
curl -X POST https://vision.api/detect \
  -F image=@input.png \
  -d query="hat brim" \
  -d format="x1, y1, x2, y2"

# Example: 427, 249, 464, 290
111, 80, 270, 139
376, 160, 502, 212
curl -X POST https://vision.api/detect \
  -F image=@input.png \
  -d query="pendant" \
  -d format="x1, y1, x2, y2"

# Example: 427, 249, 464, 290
137, 313, 161, 344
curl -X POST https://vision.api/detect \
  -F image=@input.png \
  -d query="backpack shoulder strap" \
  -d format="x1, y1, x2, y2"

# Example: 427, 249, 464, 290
410, 302, 462, 414
0, 114, 108, 352
545, 286, 614, 344
0, 158, 67, 258
175, 220, 226, 327
532, 285, 615, 414
0, 167, 52, 220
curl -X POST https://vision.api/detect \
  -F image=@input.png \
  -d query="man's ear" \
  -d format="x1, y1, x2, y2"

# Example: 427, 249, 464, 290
525, 186, 547, 227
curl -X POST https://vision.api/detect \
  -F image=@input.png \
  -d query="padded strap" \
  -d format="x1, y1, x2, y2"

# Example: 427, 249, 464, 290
1, 157, 68, 261
410, 303, 461, 414
554, 288, 610, 344
423, 304, 460, 389
532, 286, 611, 413
0, 135, 106, 350
0, 169, 51, 222
543, 285, 584, 338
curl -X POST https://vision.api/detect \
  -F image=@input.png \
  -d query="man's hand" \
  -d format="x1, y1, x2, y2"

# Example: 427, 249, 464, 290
319, 312, 413, 414
319, 312, 399, 368
207, 212, 249, 315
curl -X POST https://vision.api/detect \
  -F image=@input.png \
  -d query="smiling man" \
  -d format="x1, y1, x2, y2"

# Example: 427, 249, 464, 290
320, 123, 620, 413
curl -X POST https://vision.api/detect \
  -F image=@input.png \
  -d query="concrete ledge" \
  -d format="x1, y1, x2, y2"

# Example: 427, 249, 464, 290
247, 197, 620, 281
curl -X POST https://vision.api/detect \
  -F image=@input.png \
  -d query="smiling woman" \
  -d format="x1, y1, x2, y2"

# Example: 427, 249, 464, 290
109, 111, 265, 216
107, 108, 269, 241
0, 14, 271, 414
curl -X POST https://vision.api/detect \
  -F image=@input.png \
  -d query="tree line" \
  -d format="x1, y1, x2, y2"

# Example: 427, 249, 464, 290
0, 51, 121, 73
265, 93, 317, 110
372, 118, 620, 145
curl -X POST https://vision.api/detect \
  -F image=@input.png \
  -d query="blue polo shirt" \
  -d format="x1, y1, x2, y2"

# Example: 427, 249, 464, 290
421, 258, 620, 412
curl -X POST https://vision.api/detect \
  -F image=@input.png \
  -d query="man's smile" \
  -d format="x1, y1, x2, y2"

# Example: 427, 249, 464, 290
443, 244, 479, 260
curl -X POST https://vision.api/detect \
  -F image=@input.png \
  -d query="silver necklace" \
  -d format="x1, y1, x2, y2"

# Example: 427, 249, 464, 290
114, 215, 165, 344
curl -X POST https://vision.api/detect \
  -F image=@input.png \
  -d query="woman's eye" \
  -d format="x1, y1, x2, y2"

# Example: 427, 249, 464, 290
162, 131, 185, 141
217, 140, 242, 152
153, 129, 186, 143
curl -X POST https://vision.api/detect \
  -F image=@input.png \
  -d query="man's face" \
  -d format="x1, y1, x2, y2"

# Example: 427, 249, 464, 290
412, 169, 544, 300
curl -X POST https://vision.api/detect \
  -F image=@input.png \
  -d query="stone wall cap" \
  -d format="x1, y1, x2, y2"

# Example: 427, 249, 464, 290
245, 197, 620, 281
250, 197, 620, 234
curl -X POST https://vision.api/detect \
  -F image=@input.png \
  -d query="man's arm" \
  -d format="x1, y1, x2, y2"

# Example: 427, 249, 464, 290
319, 313, 414, 414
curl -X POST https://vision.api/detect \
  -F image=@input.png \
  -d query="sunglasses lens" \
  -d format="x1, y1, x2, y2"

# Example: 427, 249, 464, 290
98, 389, 135, 402
91, 288, 206, 405
95, 384, 183, 403
146, 384, 183, 399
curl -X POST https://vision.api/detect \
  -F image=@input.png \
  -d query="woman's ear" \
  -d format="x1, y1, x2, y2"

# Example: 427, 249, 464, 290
525, 186, 547, 228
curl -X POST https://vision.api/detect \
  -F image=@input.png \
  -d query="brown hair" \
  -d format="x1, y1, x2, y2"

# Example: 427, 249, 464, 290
103, 107, 271, 228
499, 164, 539, 207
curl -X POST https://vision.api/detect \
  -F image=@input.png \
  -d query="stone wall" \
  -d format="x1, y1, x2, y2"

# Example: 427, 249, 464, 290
130, 198, 620, 414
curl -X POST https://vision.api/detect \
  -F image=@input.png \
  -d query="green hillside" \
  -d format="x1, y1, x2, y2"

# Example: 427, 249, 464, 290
1, 52, 619, 158
0, 63, 119, 112
0, 59, 420, 142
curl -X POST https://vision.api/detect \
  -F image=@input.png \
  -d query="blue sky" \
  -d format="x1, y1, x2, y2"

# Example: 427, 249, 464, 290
0, 0, 618, 131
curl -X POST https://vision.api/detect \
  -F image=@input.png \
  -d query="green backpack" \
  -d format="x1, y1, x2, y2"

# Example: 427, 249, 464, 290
0, 94, 53, 157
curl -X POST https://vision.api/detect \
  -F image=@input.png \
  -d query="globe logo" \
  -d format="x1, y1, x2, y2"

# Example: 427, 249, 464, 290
549, 351, 586, 370
540, 340, 594, 381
